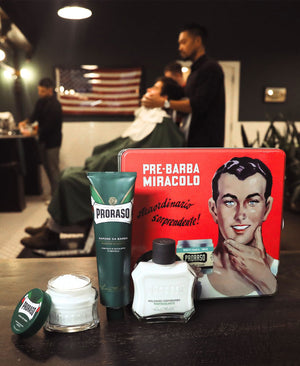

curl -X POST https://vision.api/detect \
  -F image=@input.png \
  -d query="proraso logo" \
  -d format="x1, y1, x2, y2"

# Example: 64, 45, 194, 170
19, 294, 41, 320
93, 202, 132, 224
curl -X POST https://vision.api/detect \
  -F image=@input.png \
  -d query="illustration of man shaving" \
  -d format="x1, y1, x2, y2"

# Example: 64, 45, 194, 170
199, 156, 279, 299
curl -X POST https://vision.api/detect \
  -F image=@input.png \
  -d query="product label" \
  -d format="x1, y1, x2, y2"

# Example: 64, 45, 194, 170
142, 277, 191, 314
87, 172, 137, 308
92, 202, 133, 224
177, 240, 214, 269
148, 298, 181, 313
19, 294, 41, 321
147, 284, 184, 313
142, 163, 200, 187
121, 148, 285, 300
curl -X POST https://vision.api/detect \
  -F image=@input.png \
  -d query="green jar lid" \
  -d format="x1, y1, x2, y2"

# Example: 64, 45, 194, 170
11, 288, 51, 337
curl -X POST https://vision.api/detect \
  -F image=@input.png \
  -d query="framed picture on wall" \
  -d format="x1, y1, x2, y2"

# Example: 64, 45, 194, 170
55, 66, 142, 116
264, 87, 287, 103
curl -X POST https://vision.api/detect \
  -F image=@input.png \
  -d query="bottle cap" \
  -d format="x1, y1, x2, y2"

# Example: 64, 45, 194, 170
11, 288, 51, 337
152, 238, 176, 264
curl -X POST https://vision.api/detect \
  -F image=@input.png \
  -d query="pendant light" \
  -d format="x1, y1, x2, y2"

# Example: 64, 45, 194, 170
57, 3, 92, 20
0, 49, 6, 62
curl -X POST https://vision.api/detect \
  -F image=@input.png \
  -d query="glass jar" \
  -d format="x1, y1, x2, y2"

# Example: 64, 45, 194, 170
44, 274, 99, 333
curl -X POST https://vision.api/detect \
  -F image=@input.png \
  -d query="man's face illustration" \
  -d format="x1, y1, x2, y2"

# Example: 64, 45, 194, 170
209, 173, 273, 245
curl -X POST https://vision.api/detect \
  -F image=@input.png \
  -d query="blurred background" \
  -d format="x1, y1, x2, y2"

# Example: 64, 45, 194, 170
0, 0, 299, 258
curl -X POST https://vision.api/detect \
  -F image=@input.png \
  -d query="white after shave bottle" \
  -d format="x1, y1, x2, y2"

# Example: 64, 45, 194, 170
131, 238, 196, 323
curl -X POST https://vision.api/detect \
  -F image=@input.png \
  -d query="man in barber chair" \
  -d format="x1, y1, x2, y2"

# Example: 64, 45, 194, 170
21, 76, 185, 251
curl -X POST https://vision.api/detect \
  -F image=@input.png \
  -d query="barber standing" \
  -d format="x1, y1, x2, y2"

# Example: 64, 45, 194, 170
142, 23, 225, 147
19, 77, 62, 196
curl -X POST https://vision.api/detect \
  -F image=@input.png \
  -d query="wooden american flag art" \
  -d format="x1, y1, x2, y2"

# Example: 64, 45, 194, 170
55, 66, 142, 116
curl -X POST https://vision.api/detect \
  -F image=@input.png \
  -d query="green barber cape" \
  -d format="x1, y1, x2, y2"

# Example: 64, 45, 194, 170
48, 117, 185, 226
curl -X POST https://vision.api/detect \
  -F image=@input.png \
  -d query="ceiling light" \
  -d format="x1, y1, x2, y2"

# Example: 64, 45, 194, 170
57, 6, 92, 20
20, 68, 31, 79
81, 65, 99, 70
3, 69, 15, 79
0, 49, 6, 62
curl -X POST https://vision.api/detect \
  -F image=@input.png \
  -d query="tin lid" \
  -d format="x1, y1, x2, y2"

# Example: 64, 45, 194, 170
11, 288, 51, 337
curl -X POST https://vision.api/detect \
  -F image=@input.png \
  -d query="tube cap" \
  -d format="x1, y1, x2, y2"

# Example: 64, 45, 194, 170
106, 307, 124, 321
152, 238, 176, 264
11, 288, 51, 337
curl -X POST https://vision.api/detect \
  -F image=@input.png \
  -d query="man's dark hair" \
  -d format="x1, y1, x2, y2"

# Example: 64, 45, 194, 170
157, 76, 184, 100
39, 77, 54, 89
181, 23, 208, 47
164, 61, 183, 76
212, 157, 273, 202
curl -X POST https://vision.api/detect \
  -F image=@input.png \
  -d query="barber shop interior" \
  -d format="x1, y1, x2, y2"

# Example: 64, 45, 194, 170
0, 1, 299, 365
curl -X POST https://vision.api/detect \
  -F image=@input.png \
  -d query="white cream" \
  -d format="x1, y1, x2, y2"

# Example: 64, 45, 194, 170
49, 274, 88, 290
44, 274, 99, 333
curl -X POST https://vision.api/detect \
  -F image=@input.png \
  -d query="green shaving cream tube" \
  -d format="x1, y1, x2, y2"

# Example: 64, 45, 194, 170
87, 172, 137, 309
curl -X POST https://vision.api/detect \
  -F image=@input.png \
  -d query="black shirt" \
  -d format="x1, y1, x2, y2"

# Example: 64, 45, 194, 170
30, 95, 63, 148
185, 54, 225, 147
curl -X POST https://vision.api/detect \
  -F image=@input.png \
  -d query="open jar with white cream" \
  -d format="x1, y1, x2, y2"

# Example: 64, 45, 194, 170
44, 274, 99, 333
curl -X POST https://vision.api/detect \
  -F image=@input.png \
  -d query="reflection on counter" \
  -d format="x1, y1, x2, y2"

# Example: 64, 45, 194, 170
0, 111, 16, 135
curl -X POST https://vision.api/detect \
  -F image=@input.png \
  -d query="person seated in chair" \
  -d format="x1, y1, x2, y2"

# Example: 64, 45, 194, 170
21, 76, 185, 251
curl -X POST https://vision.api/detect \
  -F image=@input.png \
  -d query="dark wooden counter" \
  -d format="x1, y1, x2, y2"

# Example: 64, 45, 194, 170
1, 251, 299, 365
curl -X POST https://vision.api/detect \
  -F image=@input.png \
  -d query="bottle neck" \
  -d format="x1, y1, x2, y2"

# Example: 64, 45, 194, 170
150, 259, 177, 267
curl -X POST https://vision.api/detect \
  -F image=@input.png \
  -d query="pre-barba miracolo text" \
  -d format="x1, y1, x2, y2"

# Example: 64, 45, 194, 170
143, 163, 200, 187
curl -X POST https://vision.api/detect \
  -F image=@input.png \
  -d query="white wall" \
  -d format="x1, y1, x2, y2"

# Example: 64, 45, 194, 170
60, 119, 300, 170
219, 61, 300, 149
60, 121, 131, 169
233, 121, 300, 148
